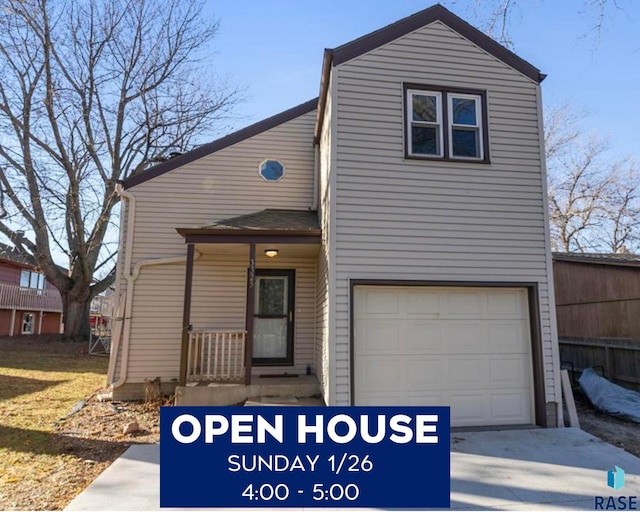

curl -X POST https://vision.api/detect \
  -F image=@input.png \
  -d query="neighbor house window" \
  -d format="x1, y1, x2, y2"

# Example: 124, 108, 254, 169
405, 85, 488, 162
22, 313, 35, 334
20, 270, 45, 290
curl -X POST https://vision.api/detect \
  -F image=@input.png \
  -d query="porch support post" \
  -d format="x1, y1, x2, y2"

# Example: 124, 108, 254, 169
38, 310, 43, 335
244, 243, 256, 385
9, 309, 15, 336
179, 244, 195, 386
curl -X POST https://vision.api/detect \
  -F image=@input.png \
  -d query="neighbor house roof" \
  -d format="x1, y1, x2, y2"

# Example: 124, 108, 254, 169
123, 99, 318, 189
552, 252, 640, 268
314, 4, 545, 140
176, 209, 321, 244
0, 242, 37, 269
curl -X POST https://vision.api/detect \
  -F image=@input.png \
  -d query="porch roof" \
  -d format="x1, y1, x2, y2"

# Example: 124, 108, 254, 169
176, 209, 321, 244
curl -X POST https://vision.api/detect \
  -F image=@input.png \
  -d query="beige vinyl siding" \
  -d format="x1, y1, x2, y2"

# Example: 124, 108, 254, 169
127, 110, 315, 262
315, 72, 335, 404
112, 110, 316, 384
332, 21, 558, 407
315, 249, 328, 397
122, 254, 317, 382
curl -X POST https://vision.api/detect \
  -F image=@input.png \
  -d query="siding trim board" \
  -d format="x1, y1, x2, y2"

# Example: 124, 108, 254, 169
348, 279, 547, 427
123, 98, 318, 189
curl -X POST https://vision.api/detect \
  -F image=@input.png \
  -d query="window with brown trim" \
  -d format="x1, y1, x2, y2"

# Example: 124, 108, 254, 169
404, 84, 489, 163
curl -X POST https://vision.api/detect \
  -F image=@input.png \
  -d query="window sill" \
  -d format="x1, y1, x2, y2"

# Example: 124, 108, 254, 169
404, 154, 491, 164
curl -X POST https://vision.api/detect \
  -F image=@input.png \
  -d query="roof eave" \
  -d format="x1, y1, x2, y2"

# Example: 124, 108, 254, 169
176, 227, 322, 238
552, 254, 640, 268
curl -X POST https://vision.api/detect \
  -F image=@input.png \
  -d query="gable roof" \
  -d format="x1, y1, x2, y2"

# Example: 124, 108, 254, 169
552, 252, 640, 268
315, 4, 544, 139
123, 98, 318, 189
125, 4, 545, 189
0, 242, 37, 269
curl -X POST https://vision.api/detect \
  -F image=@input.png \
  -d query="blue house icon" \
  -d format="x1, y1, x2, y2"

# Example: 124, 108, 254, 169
608, 466, 625, 490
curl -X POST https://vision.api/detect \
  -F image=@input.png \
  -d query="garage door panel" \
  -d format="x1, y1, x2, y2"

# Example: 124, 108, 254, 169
489, 323, 528, 353
449, 393, 488, 425
445, 291, 485, 318
357, 391, 445, 407
405, 291, 442, 316
405, 322, 444, 352
406, 358, 444, 388
353, 286, 535, 427
355, 357, 406, 392
448, 358, 486, 389
445, 323, 488, 353
490, 392, 532, 423
358, 321, 400, 353
487, 290, 527, 318
489, 357, 531, 387
357, 289, 400, 315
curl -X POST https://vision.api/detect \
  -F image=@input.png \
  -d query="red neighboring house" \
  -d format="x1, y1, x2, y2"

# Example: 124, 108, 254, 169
0, 243, 63, 336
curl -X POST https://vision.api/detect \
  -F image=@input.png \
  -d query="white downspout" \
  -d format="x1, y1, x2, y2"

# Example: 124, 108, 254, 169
107, 183, 137, 386
108, 183, 202, 388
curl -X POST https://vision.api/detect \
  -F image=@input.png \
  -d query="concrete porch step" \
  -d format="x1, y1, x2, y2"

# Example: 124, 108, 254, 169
244, 396, 324, 406
175, 375, 321, 406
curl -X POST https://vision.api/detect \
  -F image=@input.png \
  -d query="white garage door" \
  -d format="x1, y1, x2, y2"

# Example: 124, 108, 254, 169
353, 286, 535, 427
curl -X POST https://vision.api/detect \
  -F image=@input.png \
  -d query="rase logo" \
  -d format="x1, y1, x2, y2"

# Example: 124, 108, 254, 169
595, 466, 637, 511
609, 467, 626, 491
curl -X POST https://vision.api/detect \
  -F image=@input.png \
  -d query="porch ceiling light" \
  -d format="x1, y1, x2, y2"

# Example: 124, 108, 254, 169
264, 249, 279, 258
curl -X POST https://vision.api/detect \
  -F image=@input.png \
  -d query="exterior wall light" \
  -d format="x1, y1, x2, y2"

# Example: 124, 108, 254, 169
264, 249, 279, 258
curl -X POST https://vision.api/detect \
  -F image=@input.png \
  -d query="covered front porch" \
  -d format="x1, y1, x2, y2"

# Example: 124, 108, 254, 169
175, 209, 323, 403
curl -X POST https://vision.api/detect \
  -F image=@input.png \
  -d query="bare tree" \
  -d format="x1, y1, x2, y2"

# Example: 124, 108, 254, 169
0, 0, 239, 339
456, 0, 624, 48
545, 103, 640, 253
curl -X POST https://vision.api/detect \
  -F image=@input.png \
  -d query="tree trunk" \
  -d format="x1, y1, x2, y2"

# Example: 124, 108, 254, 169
62, 295, 92, 341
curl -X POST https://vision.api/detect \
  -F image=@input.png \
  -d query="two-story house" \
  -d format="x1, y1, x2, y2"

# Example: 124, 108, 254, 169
106, 5, 562, 428
0, 243, 63, 336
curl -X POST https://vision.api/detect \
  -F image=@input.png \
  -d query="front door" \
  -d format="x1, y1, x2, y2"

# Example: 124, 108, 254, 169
252, 269, 294, 365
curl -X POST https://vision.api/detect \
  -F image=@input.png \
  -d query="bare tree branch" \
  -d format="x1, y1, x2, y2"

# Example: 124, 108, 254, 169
0, 0, 241, 338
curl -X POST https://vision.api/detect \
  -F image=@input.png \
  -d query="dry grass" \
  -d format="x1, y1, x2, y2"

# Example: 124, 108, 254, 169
0, 337, 160, 510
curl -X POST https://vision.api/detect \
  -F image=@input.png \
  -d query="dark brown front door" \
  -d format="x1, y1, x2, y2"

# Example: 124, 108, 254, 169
252, 269, 294, 365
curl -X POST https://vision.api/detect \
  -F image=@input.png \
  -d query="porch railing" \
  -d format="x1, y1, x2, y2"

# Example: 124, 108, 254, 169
187, 330, 246, 382
0, 282, 63, 312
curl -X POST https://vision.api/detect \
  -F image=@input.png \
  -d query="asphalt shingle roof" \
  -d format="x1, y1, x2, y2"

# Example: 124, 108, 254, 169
201, 209, 320, 232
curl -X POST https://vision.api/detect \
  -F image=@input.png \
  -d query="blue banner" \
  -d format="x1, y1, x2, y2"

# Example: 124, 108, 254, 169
160, 406, 450, 508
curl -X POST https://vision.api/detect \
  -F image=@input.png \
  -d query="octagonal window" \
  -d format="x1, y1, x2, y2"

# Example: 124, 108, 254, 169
259, 159, 285, 182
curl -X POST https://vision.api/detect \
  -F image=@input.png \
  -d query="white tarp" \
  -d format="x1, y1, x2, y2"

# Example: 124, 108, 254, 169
579, 368, 640, 423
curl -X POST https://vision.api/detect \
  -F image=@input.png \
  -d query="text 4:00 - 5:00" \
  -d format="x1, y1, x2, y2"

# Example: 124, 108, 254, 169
242, 483, 360, 501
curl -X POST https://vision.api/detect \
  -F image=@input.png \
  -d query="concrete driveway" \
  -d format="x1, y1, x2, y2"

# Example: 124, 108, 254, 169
65, 428, 640, 510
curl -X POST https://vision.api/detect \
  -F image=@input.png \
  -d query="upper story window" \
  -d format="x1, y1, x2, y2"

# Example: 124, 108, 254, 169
20, 269, 45, 290
405, 84, 489, 162
259, 159, 285, 182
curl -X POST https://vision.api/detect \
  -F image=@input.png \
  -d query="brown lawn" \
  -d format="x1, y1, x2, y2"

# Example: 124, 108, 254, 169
0, 336, 160, 510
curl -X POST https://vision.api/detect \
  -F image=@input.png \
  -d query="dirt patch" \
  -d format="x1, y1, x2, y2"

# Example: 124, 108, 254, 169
0, 337, 162, 511
574, 387, 640, 458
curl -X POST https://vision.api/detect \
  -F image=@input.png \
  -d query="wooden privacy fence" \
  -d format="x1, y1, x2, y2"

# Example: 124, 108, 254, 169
559, 337, 640, 391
